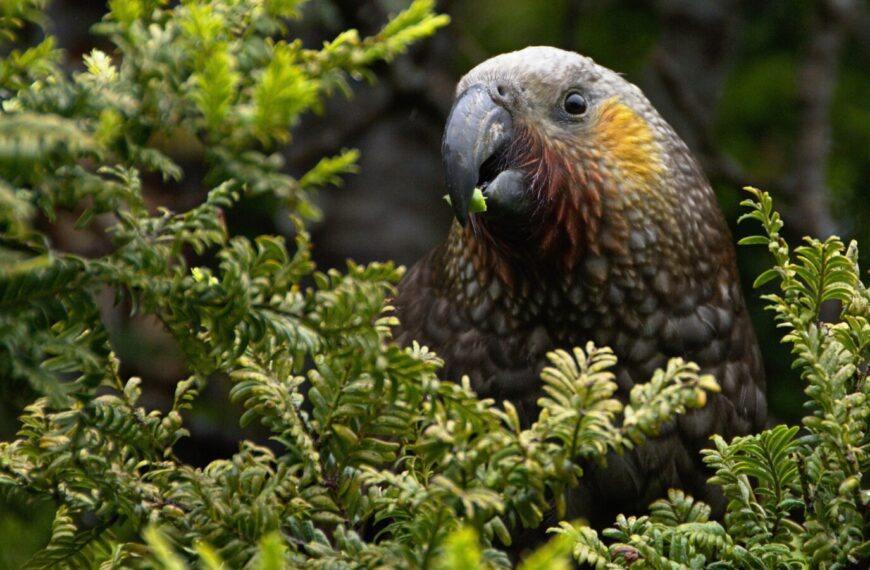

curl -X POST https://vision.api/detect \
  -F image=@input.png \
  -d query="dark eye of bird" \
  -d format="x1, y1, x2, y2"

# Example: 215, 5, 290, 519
564, 92, 587, 115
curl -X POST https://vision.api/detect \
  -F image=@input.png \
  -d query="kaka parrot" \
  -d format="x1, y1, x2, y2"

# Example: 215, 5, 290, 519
392, 47, 766, 527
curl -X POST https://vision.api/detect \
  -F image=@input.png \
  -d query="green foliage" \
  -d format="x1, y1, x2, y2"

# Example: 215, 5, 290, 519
544, 188, 869, 568
1, 1, 868, 569
0, 1, 713, 568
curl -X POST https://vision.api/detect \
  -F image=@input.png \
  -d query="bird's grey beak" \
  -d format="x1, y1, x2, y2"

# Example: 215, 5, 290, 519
442, 85, 513, 224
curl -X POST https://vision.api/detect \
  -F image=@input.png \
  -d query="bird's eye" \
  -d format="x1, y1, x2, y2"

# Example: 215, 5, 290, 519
563, 92, 587, 115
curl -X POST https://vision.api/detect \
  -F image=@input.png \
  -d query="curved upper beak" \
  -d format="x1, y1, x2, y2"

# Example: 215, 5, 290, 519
442, 85, 513, 224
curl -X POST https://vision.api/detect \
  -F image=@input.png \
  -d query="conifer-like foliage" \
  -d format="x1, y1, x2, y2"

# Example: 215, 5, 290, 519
1, 1, 867, 568
433, 190, 870, 569
530, 188, 869, 569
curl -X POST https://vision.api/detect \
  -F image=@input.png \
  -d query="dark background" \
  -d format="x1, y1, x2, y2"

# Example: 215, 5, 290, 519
3, 1, 870, 565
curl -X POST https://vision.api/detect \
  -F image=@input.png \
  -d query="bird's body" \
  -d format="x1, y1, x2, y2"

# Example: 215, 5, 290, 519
393, 47, 765, 526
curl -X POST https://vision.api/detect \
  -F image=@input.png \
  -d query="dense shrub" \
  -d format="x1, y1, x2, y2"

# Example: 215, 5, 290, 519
0, 1, 867, 568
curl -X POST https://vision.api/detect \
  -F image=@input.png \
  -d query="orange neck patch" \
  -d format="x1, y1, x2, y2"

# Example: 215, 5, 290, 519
593, 98, 663, 184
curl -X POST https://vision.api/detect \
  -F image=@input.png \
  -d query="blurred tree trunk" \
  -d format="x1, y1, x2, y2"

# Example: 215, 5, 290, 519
791, 0, 842, 239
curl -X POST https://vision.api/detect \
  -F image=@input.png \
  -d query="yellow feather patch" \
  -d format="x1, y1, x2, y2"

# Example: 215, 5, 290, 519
592, 97, 663, 184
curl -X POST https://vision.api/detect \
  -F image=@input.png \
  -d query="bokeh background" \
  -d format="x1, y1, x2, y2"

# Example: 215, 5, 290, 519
3, 1, 870, 565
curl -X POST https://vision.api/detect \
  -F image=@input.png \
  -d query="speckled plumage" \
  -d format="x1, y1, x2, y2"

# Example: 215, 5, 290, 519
393, 47, 765, 527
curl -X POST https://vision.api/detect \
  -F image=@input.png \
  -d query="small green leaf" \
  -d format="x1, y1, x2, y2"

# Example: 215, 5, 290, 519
753, 268, 780, 288
442, 187, 487, 213
738, 235, 769, 246
469, 187, 487, 213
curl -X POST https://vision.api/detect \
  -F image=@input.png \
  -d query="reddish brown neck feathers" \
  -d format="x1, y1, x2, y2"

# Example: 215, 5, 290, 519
463, 125, 604, 284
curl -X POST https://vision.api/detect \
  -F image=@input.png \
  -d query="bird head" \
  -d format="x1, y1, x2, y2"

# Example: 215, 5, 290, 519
443, 47, 674, 268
